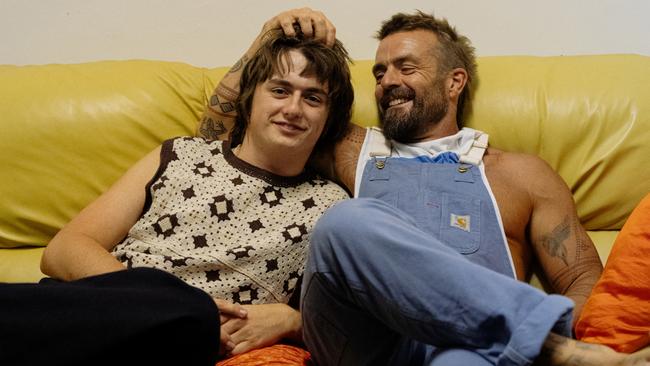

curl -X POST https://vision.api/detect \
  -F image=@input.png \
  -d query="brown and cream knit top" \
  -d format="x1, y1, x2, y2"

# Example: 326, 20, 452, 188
112, 137, 349, 304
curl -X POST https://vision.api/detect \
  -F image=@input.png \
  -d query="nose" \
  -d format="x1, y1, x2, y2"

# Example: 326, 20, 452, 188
282, 94, 303, 120
376, 67, 400, 103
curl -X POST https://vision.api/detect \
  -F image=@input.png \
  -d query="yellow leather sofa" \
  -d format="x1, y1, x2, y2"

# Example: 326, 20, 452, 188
1, 55, 649, 284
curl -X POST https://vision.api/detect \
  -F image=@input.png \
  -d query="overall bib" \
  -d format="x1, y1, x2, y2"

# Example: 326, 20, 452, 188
357, 129, 515, 278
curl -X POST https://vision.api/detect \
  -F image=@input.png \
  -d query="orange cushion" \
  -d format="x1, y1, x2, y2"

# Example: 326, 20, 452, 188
575, 193, 650, 353
216, 344, 310, 366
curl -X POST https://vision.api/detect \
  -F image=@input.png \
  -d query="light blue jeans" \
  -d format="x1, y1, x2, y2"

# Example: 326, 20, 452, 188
301, 199, 573, 366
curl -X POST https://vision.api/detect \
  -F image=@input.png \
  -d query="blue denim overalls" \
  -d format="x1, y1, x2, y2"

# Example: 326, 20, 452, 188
301, 128, 574, 366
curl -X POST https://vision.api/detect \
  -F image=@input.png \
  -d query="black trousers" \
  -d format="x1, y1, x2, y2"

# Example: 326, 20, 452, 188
0, 267, 220, 366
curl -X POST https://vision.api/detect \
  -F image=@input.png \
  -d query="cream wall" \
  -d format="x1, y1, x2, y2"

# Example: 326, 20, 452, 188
1, 0, 649, 67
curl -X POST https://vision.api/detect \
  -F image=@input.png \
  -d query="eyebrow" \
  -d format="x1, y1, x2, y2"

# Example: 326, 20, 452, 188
267, 78, 329, 97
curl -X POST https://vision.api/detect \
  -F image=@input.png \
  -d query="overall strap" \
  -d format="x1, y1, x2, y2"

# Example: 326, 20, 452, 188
367, 127, 392, 157
459, 131, 489, 166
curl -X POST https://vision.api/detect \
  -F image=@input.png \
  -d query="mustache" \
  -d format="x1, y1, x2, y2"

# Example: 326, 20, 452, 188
379, 87, 415, 109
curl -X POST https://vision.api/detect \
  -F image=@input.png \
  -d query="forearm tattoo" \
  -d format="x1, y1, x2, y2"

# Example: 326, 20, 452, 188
547, 259, 601, 295
335, 126, 366, 191
536, 333, 569, 365
539, 216, 570, 266
199, 116, 227, 140
216, 83, 239, 101
542, 216, 601, 296
536, 333, 618, 366
210, 93, 236, 114
228, 56, 248, 74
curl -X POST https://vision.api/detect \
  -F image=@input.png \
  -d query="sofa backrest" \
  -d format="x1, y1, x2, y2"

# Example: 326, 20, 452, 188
0, 60, 224, 248
466, 55, 650, 231
1, 55, 648, 249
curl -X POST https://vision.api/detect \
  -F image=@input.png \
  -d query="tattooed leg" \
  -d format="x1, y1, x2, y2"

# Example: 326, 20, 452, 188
535, 332, 650, 366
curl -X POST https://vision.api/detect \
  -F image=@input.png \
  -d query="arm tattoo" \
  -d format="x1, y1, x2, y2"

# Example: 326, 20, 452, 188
546, 216, 602, 295
216, 83, 239, 101
228, 56, 248, 74
536, 333, 597, 366
209, 94, 235, 114
199, 117, 227, 140
547, 258, 602, 294
539, 216, 570, 266
334, 126, 366, 193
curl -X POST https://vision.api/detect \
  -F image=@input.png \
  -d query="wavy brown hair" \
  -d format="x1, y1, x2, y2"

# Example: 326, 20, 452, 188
231, 31, 354, 155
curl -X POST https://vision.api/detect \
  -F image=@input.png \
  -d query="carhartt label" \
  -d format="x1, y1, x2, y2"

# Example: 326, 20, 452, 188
450, 214, 470, 232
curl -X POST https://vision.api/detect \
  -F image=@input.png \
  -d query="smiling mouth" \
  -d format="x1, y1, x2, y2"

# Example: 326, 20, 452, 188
273, 121, 306, 132
388, 98, 411, 107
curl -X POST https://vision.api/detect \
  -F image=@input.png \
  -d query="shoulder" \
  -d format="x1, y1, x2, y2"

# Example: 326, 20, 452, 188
485, 148, 553, 172
163, 136, 226, 157
164, 136, 221, 149
335, 124, 368, 159
484, 147, 570, 200
307, 175, 351, 200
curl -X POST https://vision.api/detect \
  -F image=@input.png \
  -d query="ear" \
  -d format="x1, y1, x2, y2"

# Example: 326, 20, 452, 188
447, 68, 468, 100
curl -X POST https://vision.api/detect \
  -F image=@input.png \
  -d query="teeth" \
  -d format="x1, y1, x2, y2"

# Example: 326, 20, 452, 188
388, 98, 408, 107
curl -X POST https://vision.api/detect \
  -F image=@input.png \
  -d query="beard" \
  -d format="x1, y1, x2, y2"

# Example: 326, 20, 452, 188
379, 81, 448, 143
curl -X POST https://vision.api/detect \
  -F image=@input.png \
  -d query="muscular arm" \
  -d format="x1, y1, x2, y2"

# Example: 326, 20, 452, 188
333, 124, 366, 194
525, 156, 603, 323
197, 7, 336, 140
308, 123, 365, 193
40, 146, 161, 281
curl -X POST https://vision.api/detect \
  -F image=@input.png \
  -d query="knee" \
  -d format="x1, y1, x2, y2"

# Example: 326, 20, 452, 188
159, 282, 221, 363
310, 199, 386, 259
315, 199, 365, 233
312, 199, 377, 246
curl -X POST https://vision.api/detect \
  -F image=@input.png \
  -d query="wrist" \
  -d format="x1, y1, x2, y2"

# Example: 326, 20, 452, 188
283, 307, 303, 342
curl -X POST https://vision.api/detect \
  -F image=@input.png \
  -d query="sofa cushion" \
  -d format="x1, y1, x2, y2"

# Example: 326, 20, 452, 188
216, 344, 310, 366
575, 193, 650, 353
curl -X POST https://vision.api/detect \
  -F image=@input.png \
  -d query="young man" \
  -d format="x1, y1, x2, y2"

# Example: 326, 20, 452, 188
199, 8, 650, 366
1, 30, 352, 365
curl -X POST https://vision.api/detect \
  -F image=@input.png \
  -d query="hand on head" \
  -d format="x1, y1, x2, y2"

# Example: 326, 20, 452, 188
262, 7, 336, 47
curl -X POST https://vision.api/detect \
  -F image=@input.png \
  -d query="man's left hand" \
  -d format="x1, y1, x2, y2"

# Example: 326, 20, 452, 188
220, 303, 302, 355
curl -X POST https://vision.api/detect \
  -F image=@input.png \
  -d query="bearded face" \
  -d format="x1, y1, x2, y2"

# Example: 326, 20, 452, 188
378, 76, 448, 143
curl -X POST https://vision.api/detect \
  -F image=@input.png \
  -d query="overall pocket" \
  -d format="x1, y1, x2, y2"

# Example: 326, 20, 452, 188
440, 193, 481, 254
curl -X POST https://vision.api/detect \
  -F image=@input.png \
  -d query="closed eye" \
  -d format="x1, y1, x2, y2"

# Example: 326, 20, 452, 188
401, 66, 416, 75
